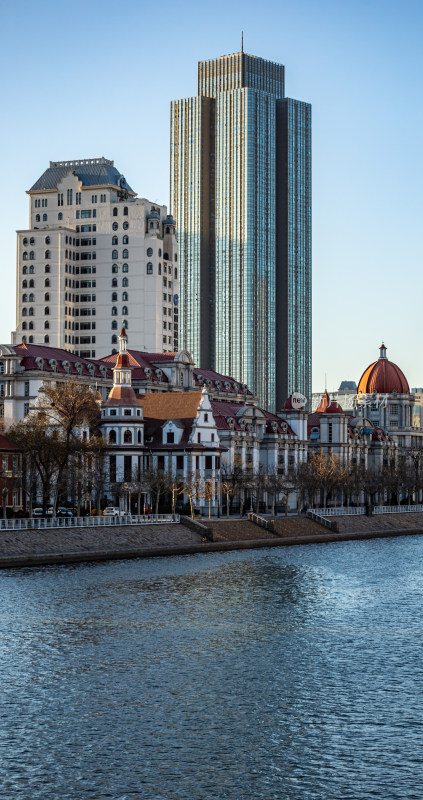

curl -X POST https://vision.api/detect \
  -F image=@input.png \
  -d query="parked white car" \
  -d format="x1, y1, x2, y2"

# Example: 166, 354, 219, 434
103, 507, 121, 516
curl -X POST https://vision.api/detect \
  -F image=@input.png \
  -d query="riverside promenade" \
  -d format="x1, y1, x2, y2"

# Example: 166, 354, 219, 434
1, 512, 423, 568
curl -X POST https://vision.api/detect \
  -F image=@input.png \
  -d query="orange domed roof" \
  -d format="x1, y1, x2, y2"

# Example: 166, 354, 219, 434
357, 344, 409, 395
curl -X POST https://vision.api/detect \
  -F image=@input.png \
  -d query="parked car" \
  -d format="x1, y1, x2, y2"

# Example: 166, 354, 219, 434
56, 507, 74, 517
32, 508, 43, 516
103, 507, 121, 516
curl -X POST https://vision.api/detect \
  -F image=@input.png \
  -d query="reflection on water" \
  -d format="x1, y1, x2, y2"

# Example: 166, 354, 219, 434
1, 538, 423, 799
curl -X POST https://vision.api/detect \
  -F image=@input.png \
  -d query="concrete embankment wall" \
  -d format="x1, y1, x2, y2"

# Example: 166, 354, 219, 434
0, 524, 422, 569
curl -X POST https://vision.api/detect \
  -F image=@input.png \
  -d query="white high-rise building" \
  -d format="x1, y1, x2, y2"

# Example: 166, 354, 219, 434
13, 158, 179, 358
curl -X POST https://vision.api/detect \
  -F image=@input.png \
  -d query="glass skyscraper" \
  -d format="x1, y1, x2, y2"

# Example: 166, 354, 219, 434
170, 50, 311, 411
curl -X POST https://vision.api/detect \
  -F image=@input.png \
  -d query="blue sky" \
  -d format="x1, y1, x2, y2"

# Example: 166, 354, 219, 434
1, 0, 422, 395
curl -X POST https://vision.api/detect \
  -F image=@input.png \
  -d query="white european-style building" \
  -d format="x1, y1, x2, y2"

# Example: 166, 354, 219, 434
13, 157, 179, 358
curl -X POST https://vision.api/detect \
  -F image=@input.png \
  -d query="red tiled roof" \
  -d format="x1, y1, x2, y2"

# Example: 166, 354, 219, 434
104, 385, 140, 407
13, 343, 112, 379
100, 350, 171, 382
193, 368, 253, 395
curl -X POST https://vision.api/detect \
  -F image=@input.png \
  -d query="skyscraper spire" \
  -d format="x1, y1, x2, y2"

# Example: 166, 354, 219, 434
241, 31, 244, 53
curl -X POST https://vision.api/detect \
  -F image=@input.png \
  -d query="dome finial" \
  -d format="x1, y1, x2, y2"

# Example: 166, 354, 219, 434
379, 342, 387, 359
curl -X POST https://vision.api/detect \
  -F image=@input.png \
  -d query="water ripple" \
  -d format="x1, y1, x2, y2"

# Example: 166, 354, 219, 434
1, 538, 423, 798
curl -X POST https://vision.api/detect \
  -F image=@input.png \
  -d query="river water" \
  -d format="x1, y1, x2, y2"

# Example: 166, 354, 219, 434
1, 537, 423, 799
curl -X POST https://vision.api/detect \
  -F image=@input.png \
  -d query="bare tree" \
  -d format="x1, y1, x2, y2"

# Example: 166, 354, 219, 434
264, 467, 298, 517
143, 466, 171, 514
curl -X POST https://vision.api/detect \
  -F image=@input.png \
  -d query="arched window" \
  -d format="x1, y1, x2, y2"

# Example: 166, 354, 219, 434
29, 266, 34, 274
122, 291, 128, 302
109, 430, 117, 443
28, 322, 33, 330
124, 430, 132, 443
44, 265, 50, 273
58, 212, 63, 221
111, 306, 117, 316
29, 307, 34, 316
28, 292, 34, 302
147, 247, 153, 257
45, 278, 50, 287
112, 264, 118, 273
112, 250, 118, 259
22, 280, 28, 288
123, 207, 128, 216
111, 335, 117, 344
122, 277, 128, 287
113, 208, 118, 217
23, 252, 28, 260
29, 279, 34, 288
22, 266, 28, 274
44, 321, 49, 329
137, 430, 142, 444
22, 308, 27, 316
44, 335, 49, 343
122, 263, 128, 273
111, 320, 118, 330
158, 263, 161, 274
146, 262, 153, 274
166, 226, 170, 234
112, 222, 118, 231
164, 252, 169, 260
45, 250, 51, 259
123, 319, 128, 328
22, 293, 28, 302
22, 321, 27, 330
112, 292, 118, 302
43, 214, 47, 221
23, 237, 28, 246
158, 248, 161, 257
123, 221, 129, 230
28, 336, 34, 343
175, 253, 178, 262
112, 236, 118, 245
22, 336, 27, 343
36, 214, 40, 222
122, 249, 128, 259
45, 236, 50, 244
45, 292, 50, 301
112, 277, 118, 287
122, 305, 128, 315
123, 235, 129, 244
44, 306, 50, 315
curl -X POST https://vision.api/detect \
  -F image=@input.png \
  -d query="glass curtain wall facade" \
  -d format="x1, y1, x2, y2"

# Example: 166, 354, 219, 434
171, 52, 311, 411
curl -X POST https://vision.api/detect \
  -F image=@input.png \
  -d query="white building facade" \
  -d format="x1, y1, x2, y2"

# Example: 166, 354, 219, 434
13, 158, 179, 358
